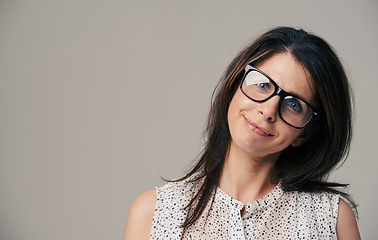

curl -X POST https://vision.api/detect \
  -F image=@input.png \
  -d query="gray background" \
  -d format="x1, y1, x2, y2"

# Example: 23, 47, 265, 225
0, 0, 377, 239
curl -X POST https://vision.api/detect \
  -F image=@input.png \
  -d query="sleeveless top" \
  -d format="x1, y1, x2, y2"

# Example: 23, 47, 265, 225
150, 177, 340, 239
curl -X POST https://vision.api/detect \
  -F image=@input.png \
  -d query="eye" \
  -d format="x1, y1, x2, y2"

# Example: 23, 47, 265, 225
284, 97, 303, 113
245, 71, 272, 91
289, 101, 301, 111
257, 83, 270, 90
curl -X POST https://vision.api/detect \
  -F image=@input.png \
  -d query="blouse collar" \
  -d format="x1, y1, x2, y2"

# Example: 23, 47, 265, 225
215, 183, 284, 215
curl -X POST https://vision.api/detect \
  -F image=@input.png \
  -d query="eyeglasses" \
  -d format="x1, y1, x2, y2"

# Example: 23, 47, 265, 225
240, 65, 318, 129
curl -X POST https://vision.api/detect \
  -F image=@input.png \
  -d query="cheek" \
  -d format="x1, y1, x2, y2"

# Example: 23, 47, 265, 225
227, 93, 242, 123
227, 92, 253, 133
228, 90, 257, 116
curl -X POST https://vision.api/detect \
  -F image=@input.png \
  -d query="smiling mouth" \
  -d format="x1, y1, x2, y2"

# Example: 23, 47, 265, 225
243, 116, 274, 137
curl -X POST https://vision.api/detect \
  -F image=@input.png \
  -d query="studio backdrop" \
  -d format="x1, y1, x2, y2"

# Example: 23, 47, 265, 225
0, 1, 377, 239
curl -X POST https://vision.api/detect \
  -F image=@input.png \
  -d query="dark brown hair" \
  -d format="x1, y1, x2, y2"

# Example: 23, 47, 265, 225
171, 26, 356, 230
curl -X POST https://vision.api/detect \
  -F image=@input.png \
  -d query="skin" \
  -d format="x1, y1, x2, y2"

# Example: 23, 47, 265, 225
124, 52, 360, 239
124, 189, 156, 240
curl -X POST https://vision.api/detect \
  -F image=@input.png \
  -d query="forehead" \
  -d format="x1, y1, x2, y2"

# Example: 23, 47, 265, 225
254, 52, 316, 105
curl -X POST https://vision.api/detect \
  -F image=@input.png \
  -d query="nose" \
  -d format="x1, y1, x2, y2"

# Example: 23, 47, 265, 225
257, 96, 280, 122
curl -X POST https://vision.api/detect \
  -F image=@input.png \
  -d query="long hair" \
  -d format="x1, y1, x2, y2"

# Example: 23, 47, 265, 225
171, 26, 356, 230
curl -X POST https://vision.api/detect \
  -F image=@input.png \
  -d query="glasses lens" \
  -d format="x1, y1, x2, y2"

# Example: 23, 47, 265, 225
242, 70, 275, 100
280, 96, 314, 128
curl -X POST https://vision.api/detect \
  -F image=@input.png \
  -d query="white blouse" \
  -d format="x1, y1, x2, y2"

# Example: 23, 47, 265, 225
150, 177, 339, 239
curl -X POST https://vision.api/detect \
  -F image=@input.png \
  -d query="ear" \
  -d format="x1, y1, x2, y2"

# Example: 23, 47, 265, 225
291, 133, 307, 147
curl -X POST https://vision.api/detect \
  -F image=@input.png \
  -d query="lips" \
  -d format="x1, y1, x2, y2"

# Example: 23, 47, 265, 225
243, 116, 273, 137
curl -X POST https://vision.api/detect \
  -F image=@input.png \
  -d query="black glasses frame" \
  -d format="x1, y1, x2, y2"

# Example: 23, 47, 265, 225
240, 65, 319, 129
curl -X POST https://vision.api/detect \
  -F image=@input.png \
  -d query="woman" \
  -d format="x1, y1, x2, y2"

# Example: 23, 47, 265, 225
124, 27, 360, 239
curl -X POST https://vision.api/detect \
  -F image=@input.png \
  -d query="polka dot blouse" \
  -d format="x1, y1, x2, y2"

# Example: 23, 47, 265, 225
150, 176, 339, 239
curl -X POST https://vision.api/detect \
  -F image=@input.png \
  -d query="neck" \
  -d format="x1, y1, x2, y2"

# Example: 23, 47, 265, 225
218, 142, 281, 204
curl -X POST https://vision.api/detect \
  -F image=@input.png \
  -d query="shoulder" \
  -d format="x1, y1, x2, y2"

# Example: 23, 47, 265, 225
286, 189, 340, 208
282, 190, 340, 221
124, 189, 156, 240
156, 176, 204, 204
124, 178, 201, 239
336, 198, 361, 240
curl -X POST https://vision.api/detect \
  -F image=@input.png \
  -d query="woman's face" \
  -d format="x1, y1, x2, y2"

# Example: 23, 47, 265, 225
227, 52, 317, 160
